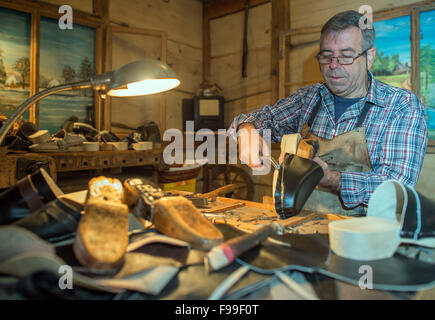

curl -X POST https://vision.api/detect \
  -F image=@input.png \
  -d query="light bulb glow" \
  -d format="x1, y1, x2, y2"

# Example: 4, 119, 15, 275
108, 79, 180, 97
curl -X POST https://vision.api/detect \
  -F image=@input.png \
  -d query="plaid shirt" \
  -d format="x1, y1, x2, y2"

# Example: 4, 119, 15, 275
228, 72, 428, 208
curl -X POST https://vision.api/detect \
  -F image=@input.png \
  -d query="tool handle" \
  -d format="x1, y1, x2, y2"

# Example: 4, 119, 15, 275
223, 222, 281, 260
199, 184, 236, 199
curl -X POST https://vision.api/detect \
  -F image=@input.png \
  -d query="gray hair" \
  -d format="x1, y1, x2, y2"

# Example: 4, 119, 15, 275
321, 10, 375, 51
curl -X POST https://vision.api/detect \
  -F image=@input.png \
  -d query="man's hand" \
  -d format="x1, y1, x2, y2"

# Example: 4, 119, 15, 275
237, 123, 266, 168
312, 156, 342, 192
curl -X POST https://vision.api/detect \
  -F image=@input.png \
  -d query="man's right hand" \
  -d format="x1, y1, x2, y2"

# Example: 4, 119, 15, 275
237, 123, 266, 168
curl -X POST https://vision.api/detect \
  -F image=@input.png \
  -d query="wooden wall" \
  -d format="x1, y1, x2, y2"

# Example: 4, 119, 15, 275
109, 0, 203, 133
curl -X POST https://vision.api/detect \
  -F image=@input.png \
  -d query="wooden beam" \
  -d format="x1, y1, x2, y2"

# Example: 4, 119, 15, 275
272, 0, 289, 102
93, 0, 109, 20
94, 25, 104, 131
29, 9, 40, 126
204, 0, 270, 20
202, 3, 211, 85
411, 8, 421, 99
92, 0, 110, 131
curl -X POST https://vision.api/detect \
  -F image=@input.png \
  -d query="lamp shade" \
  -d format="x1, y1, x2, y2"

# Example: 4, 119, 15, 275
106, 59, 180, 97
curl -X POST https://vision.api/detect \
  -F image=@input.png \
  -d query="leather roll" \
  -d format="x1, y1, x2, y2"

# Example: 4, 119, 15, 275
0, 168, 63, 225
274, 153, 324, 219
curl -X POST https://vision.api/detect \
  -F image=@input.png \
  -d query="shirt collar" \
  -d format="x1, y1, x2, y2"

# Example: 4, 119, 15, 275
319, 71, 386, 108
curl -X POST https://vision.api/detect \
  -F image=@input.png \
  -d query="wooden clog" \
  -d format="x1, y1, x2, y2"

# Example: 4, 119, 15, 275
152, 196, 224, 250
73, 177, 129, 271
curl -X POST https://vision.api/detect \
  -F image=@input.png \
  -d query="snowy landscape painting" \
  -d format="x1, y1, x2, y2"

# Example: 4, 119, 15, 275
0, 8, 95, 134
0, 7, 31, 119
39, 16, 95, 133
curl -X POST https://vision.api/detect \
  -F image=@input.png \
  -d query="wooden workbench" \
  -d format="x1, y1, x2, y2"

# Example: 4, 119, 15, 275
0, 148, 162, 190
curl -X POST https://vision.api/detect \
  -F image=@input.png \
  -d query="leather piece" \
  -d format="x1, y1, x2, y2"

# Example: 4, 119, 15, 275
399, 186, 435, 240
0, 168, 62, 225
224, 224, 435, 292
155, 224, 435, 298
17, 174, 44, 212
13, 198, 82, 243
123, 177, 165, 221
274, 153, 324, 219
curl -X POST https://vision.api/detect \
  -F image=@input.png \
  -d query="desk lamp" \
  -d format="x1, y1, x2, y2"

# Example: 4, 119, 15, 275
0, 58, 180, 144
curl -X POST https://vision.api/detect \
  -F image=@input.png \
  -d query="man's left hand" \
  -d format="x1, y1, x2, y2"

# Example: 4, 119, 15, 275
312, 156, 342, 193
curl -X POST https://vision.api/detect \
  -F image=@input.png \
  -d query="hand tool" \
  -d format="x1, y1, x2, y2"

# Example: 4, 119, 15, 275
204, 222, 284, 272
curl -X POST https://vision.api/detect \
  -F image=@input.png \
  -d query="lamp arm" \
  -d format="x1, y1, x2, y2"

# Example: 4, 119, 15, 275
0, 81, 92, 145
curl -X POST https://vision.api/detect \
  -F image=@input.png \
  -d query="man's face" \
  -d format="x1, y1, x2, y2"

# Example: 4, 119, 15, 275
319, 27, 375, 98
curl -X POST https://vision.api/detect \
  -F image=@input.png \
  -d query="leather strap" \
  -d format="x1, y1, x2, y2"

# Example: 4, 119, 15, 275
307, 98, 322, 128
355, 101, 373, 128
16, 175, 44, 212
307, 94, 372, 129
400, 186, 435, 240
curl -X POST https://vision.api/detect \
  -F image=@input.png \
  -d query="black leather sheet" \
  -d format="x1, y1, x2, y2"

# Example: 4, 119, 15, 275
217, 224, 435, 292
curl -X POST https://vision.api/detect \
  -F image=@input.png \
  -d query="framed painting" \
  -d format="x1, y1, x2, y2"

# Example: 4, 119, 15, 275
0, 7, 31, 120
420, 9, 435, 140
39, 16, 95, 134
372, 15, 412, 90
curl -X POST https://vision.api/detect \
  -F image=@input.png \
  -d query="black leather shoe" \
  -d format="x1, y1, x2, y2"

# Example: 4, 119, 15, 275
0, 168, 63, 225
123, 177, 166, 221
14, 198, 82, 243
274, 153, 324, 219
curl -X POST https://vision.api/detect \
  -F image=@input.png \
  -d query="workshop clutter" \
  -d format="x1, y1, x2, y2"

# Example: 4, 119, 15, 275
328, 180, 435, 261
0, 169, 224, 297
0, 168, 64, 225
0, 120, 158, 153
158, 163, 202, 193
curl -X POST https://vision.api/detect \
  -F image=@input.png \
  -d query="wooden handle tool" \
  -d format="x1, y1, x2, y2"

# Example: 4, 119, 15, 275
205, 222, 284, 271
198, 184, 236, 199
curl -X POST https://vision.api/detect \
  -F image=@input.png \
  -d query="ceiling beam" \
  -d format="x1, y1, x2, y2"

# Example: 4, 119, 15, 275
204, 0, 270, 20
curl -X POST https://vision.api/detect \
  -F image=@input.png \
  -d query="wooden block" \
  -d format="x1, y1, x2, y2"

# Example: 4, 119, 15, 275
152, 196, 224, 250
296, 139, 315, 160
280, 133, 301, 155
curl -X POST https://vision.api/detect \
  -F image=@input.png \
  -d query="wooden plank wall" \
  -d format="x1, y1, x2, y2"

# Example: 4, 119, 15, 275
108, 0, 203, 134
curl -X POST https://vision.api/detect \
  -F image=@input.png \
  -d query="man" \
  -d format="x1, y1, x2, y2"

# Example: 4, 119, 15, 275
228, 10, 427, 215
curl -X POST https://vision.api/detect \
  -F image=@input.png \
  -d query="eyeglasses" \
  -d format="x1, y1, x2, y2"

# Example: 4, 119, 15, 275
316, 49, 369, 65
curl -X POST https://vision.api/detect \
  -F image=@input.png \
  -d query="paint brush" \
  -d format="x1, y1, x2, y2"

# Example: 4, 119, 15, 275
205, 222, 284, 272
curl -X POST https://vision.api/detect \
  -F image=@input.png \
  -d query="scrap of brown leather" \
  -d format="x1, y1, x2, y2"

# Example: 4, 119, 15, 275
300, 123, 372, 173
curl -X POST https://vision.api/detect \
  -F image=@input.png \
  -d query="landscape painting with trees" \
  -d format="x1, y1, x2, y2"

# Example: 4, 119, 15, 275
39, 17, 95, 133
372, 15, 412, 90
420, 10, 435, 139
0, 8, 31, 119
373, 12, 435, 139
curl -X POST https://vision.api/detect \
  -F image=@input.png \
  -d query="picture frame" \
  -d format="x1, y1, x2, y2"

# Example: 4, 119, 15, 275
0, 0, 105, 132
